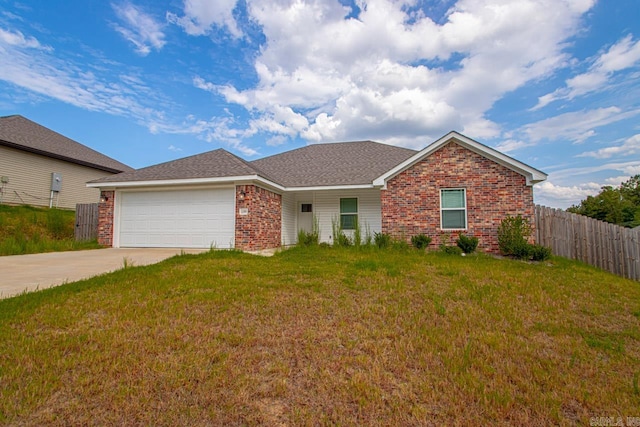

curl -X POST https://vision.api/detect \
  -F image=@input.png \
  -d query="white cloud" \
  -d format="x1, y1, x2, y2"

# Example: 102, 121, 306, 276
112, 2, 166, 56
546, 160, 640, 181
535, 159, 640, 208
0, 28, 51, 51
167, 0, 240, 37
604, 175, 631, 186
532, 34, 640, 109
535, 180, 602, 207
579, 134, 640, 159
521, 107, 639, 144
168, 144, 182, 152
148, 115, 258, 156
493, 139, 532, 153
0, 26, 260, 156
188, 0, 595, 146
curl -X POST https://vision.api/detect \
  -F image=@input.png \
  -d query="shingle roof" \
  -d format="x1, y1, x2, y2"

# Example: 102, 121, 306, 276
0, 115, 132, 173
252, 141, 417, 187
91, 148, 264, 183
91, 140, 418, 187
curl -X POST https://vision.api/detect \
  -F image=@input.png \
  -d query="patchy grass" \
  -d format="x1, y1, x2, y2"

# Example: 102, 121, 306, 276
0, 247, 638, 425
0, 205, 101, 255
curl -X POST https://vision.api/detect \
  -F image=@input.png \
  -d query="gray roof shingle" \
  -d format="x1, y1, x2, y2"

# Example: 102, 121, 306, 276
92, 140, 418, 187
91, 148, 264, 183
0, 115, 132, 173
252, 141, 417, 187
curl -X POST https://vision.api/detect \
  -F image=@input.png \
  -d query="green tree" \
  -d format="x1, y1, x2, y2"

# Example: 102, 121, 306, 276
567, 175, 640, 227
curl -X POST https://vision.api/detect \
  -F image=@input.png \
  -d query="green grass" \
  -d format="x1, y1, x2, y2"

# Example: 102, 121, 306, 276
0, 205, 101, 255
0, 246, 639, 425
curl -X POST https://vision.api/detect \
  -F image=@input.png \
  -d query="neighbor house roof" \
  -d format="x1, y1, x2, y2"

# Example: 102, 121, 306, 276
0, 115, 132, 173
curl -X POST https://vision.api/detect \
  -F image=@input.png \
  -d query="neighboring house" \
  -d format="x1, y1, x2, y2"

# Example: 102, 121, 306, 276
89, 131, 547, 253
0, 115, 132, 209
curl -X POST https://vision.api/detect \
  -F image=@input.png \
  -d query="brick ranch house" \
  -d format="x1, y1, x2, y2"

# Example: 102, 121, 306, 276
88, 131, 547, 252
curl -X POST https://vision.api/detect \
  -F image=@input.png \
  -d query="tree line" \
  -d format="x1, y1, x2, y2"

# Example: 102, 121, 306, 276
567, 175, 640, 228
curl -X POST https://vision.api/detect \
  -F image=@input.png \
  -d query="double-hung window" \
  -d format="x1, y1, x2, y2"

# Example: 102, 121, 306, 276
340, 198, 358, 230
440, 189, 467, 229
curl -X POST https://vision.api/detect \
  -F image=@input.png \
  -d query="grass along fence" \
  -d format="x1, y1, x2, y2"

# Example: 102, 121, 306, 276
535, 205, 640, 281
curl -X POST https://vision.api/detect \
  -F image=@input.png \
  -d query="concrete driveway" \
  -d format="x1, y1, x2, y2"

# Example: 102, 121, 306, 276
0, 248, 207, 299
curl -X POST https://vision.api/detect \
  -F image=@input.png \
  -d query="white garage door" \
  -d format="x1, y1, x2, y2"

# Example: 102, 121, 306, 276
118, 188, 235, 248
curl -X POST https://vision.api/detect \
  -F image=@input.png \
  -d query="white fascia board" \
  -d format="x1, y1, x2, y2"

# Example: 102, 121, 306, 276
373, 131, 547, 187
87, 175, 286, 192
282, 184, 377, 192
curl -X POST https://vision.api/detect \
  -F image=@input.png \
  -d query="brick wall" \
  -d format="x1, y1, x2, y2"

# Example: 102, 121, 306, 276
235, 185, 282, 251
97, 190, 115, 247
381, 141, 535, 253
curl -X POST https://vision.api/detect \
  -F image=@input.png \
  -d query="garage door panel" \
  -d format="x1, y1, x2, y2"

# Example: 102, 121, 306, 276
119, 188, 235, 248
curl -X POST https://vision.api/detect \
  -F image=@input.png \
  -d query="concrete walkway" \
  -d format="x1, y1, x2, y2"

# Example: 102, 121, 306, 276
0, 248, 207, 299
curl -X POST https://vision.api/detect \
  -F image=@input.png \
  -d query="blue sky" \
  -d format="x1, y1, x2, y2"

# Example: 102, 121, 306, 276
1, 0, 639, 208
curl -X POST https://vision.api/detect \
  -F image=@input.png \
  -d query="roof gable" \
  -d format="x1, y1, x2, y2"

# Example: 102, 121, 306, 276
251, 141, 416, 187
0, 115, 132, 173
373, 131, 547, 187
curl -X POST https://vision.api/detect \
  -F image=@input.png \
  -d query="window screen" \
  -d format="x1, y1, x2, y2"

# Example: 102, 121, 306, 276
441, 189, 466, 229
340, 198, 358, 230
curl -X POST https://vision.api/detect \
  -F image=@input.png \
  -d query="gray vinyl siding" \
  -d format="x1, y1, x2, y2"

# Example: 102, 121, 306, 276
284, 188, 382, 244
281, 192, 297, 246
0, 146, 117, 209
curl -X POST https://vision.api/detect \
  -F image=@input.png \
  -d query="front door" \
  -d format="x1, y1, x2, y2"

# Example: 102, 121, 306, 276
298, 202, 313, 233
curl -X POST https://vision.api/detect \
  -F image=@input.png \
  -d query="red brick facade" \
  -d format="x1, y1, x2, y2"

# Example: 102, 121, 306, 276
235, 184, 282, 251
97, 190, 115, 247
381, 142, 534, 253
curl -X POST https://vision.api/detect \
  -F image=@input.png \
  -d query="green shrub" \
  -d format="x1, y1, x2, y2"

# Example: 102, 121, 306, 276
441, 245, 463, 255
530, 244, 552, 261
411, 234, 432, 250
335, 232, 352, 247
498, 215, 532, 258
297, 229, 319, 246
456, 234, 479, 254
374, 232, 392, 249
511, 243, 532, 260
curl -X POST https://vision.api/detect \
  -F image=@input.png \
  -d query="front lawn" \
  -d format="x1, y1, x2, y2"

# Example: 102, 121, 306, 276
0, 247, 638, 425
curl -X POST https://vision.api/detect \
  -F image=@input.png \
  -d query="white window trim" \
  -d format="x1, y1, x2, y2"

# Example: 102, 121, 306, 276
440, 188, 468, 230
340, 197, 358, 231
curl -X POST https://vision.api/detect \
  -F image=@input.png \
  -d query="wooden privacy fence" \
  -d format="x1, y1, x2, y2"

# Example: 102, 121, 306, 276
535, 205, 640, 281
75, 203, 99, 241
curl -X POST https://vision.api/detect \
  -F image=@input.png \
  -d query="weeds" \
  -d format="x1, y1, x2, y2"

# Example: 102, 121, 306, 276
374, 232, 392, 249
0, 205, 101, 255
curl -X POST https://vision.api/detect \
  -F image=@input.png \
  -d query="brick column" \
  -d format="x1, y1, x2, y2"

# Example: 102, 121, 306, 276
97, 190, 115, 247
235, 185, 282, 251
